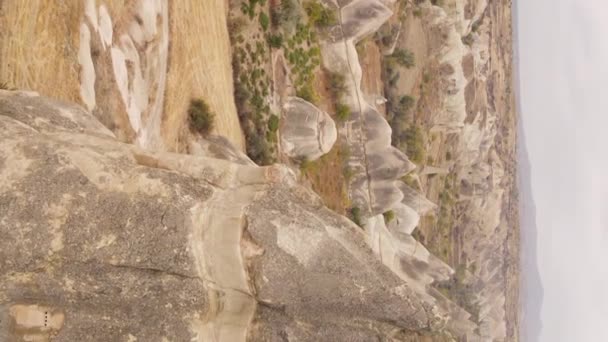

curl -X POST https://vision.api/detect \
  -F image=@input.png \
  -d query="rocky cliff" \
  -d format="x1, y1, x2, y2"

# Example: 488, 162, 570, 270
1, 90, 445, 341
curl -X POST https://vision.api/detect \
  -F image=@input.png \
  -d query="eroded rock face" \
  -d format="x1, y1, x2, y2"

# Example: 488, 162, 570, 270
280, 97, 337, 161
0, 91, 442, 341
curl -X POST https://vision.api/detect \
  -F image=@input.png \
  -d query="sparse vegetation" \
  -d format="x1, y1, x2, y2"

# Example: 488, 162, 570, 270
274, 0, 301, 32
435, 264, 481, 323
267, 33, 283, 48
350, 207, 363, 227
383, 210, 395, 223
259, 12, 270, 31
402, 124, 425, 164
401, 174, 419, 190
188, 99, 215, 136
327, 70, 347, 99
303, 1, 337, 28
335, 103, 351, 121
267, 114, 280, 132
391, 48, 415, 68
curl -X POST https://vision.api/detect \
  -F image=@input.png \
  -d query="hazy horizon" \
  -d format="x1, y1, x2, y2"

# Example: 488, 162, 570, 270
517, 0, 608, 341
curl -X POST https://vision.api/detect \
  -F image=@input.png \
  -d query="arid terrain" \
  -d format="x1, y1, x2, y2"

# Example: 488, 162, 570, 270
1, 0, 519, 341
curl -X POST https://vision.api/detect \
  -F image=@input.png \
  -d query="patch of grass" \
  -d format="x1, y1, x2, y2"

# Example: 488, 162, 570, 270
188, 99, 215, 136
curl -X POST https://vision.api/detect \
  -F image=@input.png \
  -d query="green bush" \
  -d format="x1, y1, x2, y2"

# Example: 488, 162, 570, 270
259, 12, 270, 31
296, 82, 318, 103
247, 134, 273, 165
335, 103, 350, 121
383, 210, 395, 223
392, 49, 415, 68
268, 114, 280, 132
277, 0, 300, 31
303, 1, 337, 28
350, 207, 363, 227
188, 99, 215, 136
390, 95, 415, 120
267, 34, 284, 48
327, 71, 347, 98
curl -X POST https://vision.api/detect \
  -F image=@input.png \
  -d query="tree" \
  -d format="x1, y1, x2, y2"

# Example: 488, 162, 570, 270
268, 114, 280, 132
188, 99, 215, 136
259, 12, 270, 31
392, 48, 415, 68
267, 34, 283, 48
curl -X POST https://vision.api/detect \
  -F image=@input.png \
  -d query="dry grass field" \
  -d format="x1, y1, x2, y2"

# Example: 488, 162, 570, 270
163, 0, 245, 152
0, 1, 83, 102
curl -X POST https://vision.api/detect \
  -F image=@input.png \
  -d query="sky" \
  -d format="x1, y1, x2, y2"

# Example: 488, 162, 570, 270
517, 0, 608, 341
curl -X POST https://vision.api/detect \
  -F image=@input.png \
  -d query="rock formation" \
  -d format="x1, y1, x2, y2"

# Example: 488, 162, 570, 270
280, 97, 337, 161
0, 90, 443, 341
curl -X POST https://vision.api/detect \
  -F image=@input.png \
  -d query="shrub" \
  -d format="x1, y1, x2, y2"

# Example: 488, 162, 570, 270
403, 124, 425, 164
350, 207, 363, 227
327, 71, 347, 98
277, 0, 300, 30
296, 82, 318, 103
259, 12, 270, 31
268, 114, 280, 132
188, 99, 215, 136
390, 95, 415, 120
247, 134, 272, 165
383, 210, 395, 223
303, 1, 337, 28
335, 103, 350, 122
392, 49, 415, 68
267, 34, 283, 48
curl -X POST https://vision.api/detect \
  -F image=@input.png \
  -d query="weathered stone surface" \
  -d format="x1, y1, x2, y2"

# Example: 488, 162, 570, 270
280, 97, 337, 161
0, 91, 442, 341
